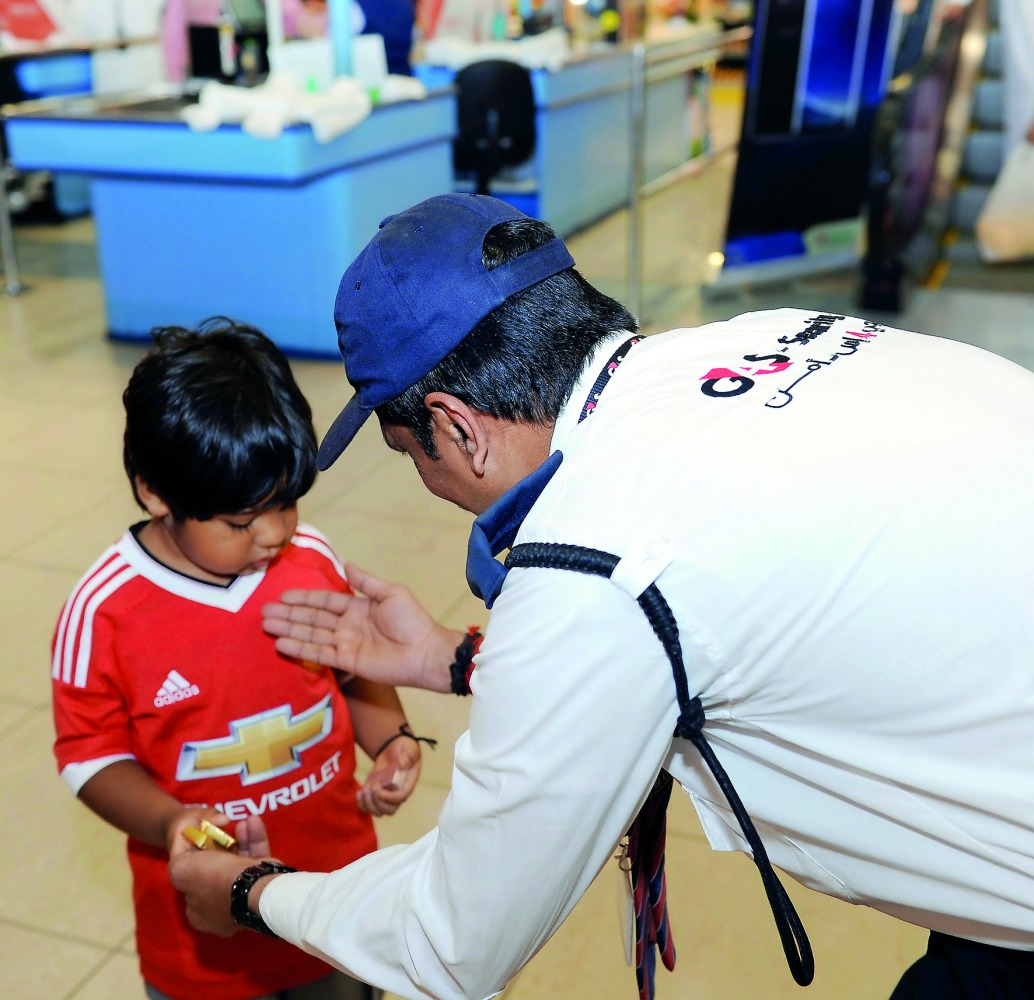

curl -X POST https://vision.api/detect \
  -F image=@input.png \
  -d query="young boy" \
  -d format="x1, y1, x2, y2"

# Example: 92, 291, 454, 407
51, 319, 428, 1000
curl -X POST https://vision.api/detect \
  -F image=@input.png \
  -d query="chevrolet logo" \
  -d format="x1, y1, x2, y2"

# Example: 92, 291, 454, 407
177, 696, 333, 786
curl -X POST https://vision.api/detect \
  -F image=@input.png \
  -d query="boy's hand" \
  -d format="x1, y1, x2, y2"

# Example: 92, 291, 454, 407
357, 739, 422, 816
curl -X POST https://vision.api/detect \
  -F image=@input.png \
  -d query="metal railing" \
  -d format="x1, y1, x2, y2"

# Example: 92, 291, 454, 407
0, 35, 159, 296
626, 25, 751, 322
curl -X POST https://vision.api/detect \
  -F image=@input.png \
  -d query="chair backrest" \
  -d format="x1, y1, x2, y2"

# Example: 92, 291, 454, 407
452, 59, 536, 195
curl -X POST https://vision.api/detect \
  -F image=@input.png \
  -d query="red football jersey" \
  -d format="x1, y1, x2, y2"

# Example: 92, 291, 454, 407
52, 524, 378, 1000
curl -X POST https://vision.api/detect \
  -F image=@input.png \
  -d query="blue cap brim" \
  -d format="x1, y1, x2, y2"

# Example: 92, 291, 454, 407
317, 394, 372, 471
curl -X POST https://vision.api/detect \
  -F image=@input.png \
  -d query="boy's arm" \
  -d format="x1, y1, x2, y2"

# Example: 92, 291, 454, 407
343, 678, 427, 815
78, 759, 225, 855
342, 677, 409, 759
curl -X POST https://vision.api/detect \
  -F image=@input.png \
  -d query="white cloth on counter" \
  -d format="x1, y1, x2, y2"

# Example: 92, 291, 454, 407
180, 71, 426, 142
422, 26, 570, 72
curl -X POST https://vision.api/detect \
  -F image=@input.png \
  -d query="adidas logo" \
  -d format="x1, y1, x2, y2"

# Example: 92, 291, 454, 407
154, 669, 201, 708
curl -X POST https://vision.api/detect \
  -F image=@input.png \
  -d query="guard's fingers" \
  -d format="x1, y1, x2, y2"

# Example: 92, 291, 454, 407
263, 614, 334, 641
273, 636, 343, 667
342, 563, 397, 602
276, 589, 353, 613
263, 602, 352, 633
263, 609, 347, 649
239, 815, 271, 858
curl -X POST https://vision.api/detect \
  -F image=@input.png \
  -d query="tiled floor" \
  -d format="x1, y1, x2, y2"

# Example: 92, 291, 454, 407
3, 89, 1034, 1000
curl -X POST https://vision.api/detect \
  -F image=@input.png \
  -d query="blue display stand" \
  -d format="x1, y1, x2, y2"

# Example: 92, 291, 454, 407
5, 90, 455, 357
416, 41, 705, 238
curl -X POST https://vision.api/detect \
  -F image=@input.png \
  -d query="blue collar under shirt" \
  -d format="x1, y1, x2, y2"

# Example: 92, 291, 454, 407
465, 449, 564, 607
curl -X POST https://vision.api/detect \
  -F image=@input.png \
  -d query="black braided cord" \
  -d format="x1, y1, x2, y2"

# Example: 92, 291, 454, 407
505, 541, 815, 987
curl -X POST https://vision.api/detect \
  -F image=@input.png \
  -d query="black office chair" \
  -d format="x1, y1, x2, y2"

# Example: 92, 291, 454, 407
452, 60, 536, 196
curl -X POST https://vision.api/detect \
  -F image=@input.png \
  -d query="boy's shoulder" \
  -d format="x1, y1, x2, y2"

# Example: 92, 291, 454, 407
62, 530, 148, 613
282, 522, 349, 585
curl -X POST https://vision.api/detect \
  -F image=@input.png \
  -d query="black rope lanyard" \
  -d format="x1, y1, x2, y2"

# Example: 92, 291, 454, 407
502, 336, 815, 986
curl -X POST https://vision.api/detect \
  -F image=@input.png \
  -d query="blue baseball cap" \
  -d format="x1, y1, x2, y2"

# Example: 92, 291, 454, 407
317, 193, 575, 470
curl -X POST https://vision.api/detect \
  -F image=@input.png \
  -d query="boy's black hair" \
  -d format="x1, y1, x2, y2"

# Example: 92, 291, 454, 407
123, 317, 318, 521
375, 218, 638, 457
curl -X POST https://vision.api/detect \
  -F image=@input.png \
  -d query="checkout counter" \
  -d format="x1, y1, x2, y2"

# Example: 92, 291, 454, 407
1, 19, 733, 355
3, 86, 455, 357
414, 22, 726, 238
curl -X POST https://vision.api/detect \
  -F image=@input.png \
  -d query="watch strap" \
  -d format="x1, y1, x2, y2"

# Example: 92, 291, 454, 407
230, 860, 297, 936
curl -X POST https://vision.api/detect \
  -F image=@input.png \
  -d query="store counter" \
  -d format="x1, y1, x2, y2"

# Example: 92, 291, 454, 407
3, 87, 455, 357
415, 26, 725, 237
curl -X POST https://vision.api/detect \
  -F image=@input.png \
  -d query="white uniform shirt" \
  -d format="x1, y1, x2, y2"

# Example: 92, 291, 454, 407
262, 309, 1034, 999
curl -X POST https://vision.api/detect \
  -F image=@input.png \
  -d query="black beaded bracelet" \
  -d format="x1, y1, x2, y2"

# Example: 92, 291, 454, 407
372, 722, 438, 760
450, 629, 482, 696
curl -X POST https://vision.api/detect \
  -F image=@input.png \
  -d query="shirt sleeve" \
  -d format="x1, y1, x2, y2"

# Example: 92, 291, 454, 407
259, 567, 680, 1000
292, 523, 353, 593
51, 601, 136, 786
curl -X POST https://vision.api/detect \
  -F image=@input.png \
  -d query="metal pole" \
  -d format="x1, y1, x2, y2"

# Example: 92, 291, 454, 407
0, 160, 26, 296
627, 41, 647, 324
621, 26, 752, 325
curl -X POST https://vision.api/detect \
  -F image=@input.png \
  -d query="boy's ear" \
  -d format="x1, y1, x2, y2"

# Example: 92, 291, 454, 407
134, 477, 172, 518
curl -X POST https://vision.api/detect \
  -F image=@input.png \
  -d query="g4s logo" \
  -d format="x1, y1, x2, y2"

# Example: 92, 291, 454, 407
699, 354, 792, 398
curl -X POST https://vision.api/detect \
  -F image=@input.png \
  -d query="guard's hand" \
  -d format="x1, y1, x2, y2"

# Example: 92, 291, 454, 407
166, 807, 235, 858
232, 815, 272, 858
168, 849, 256, 937
262, 562, 463, 693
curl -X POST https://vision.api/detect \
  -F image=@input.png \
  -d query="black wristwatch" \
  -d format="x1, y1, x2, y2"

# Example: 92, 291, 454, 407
230, 860, 297, 937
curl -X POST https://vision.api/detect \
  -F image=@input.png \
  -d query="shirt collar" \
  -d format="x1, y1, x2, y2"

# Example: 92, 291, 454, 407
464, 330, 633, 608
466, 449, 564, 607
549, 330, 632, 455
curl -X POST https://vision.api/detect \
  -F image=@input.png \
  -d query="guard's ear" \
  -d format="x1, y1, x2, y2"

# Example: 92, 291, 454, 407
134, 476, 173, 518
424, 392, 489, 474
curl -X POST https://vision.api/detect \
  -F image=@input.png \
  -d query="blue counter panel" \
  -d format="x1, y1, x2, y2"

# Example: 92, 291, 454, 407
6, 93, 456, 357
414, 52, 693, 237
6, 92, 456, 183
533, 88, 632, 237
530, 51, 632, 106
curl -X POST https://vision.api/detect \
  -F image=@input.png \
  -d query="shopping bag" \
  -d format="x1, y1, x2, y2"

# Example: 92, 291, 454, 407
975, 141, 1034, 262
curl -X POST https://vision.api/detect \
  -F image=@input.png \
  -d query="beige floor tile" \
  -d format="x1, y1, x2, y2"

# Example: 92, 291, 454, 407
302, 504, 474, 622
0, 396, 127, 482
0, 710, 134, 945
0, 315, 142, 407
67, 949, 147, 1000
0, 922, 122, 1000
650, 835, 928, 999
372, 780, 452, 852
318, 448, 475, 528
301, 420, 402, 514
0, 467, 122, 561
503, 862, 639, 1000
5, 482, 141, 572
0, 563, 84, 705
393, 687, 473, 791
503, 833, 927, 1000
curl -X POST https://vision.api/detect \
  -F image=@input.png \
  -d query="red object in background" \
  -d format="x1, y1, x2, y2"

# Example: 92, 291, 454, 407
418, 0, 444, 40
0, 0, 58, 41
